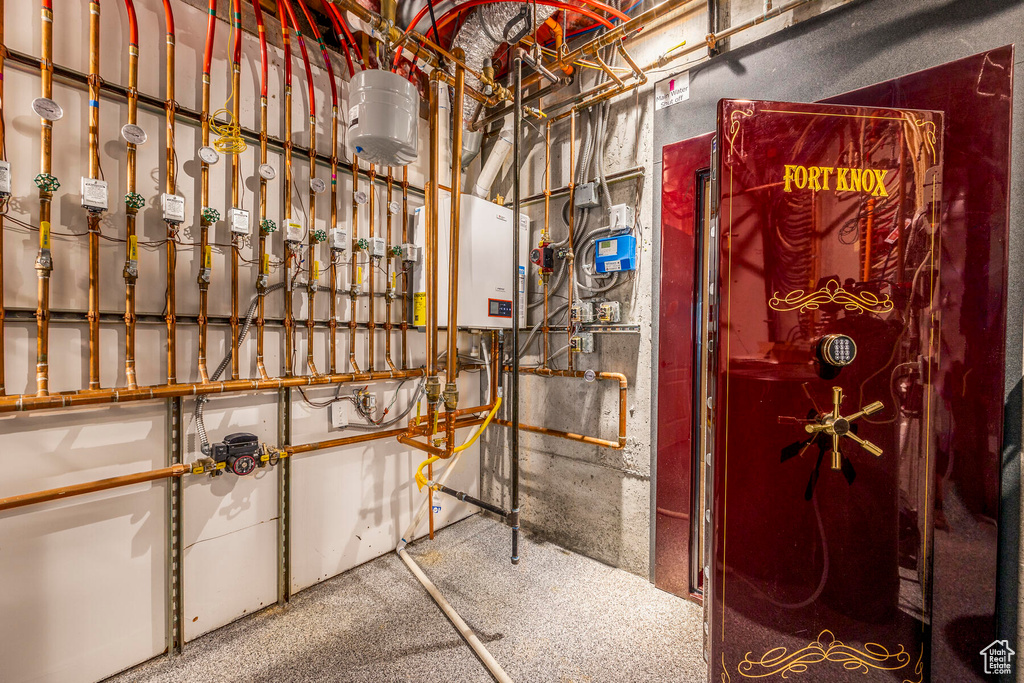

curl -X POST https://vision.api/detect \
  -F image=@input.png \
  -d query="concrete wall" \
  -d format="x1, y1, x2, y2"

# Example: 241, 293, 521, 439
480, 0, 853, 578
0, 3, 482, 682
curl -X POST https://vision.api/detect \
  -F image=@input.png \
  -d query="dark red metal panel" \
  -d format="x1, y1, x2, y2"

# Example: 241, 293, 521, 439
710, 99, 943, 681
822, 47, 1014, 681
656, 133, 714, 600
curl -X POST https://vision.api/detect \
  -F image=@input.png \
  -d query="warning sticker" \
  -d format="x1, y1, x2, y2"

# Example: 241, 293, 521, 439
413, 292, 426, 326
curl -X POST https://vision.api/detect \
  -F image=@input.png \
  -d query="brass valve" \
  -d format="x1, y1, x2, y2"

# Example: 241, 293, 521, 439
804, 386, 884, 470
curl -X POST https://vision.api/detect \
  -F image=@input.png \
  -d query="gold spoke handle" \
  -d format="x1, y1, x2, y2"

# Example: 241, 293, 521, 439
799, 387, 884, 470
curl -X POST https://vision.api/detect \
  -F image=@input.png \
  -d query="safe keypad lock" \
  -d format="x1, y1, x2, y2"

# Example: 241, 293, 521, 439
804, 386, 884, 470
819, 333, 857, 367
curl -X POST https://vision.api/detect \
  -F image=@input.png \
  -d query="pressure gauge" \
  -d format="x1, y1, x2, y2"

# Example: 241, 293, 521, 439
258, 163, 276, 181
310, 177, 327, 194
818, 334, 857, 368
198, 145, 220, 165
32, 97, 64, 121
388, 201, 400, 215
227, 453, 257, 476
121, 124, 148, 145
354, 190, 368, 205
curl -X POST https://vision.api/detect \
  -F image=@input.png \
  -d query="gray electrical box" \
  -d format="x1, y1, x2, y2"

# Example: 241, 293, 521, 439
574, 181, 600, 209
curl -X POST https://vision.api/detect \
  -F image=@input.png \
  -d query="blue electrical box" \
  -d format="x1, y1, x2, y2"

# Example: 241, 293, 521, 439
594, 234, 637, 274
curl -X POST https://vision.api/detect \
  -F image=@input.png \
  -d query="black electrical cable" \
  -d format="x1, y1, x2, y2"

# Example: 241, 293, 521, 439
425, 0, 442, 43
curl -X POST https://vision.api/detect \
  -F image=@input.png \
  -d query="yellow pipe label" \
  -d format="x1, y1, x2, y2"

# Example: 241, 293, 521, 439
128, 235, 138, 261
261, 253, 270, 276
203, 245, 212, 269
413, 292, 426, 326
40, 221, 50, 250
312, 260, 320, 280
357, 266, 363, 284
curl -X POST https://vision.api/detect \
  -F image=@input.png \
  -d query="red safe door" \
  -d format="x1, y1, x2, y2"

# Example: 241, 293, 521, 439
708, 100, 943, 682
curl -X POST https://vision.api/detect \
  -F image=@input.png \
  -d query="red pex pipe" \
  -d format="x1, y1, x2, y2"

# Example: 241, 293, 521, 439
307, 0, 354, 78
392, 0, 618, 70
162, 0, 175, 36
280, 0, 316, 115
203, 0, 217, 76
296, 0, 339, 105
277, 0, 292, 87
231, 0, 242, 66
121, 0, 138, 46
250, 0, 268, 99
324, 3, 363, 70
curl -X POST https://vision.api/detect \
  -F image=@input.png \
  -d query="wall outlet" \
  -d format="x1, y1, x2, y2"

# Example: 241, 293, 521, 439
329, 401, 348, 430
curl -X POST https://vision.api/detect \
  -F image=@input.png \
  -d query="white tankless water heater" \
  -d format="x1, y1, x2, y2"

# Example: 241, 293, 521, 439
347, 69, 420, 166
412, 192, 529, 330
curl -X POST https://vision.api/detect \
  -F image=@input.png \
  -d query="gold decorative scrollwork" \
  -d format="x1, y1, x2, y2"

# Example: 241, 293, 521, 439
736, 630, 910, 678
768, 279, 893, 314
727, 106, 755, 154
722, 653, 732, 683
902, 650, 924, 683
912, 118, 937, 164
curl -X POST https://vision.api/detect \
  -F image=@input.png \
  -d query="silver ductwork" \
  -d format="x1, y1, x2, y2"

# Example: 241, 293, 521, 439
450, 2, 556, 122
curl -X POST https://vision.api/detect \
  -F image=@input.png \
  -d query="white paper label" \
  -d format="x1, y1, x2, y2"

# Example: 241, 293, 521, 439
81, 177, 108, 210
230, 208, 250, 235
286, 218, 303, 243
604, 260, 622, 272
0, 161, 11, 195
655, 72, 690, 111
162, 193, 186, 223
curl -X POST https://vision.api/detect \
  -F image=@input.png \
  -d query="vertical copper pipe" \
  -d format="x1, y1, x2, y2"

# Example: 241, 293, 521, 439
279, 0, 294, 376
566, 109, 577, 372
426, 75, 440, 381
252, 0, 269, 380
443, 53, 465, 457
122, 0, 140, 390
86, 0, 102, 390
367, 164, 377, 371
542, 120, 551, 368
34, 0, 56, 397
305, 120, 319, 376
348, 154, 360, 373
0, 0, 5, 395
197, 0, 217, 384
229, 0, 242, 381
399, 164, 407, 368
328, 112, 339, 375
384, 168, 397, 373
163, 0, 177, 385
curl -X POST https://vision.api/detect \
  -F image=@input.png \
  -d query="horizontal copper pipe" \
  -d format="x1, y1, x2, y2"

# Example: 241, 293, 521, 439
0, 464, 189, 512
0, 369, 425, 414
499, 368, 628, 449
287, 426, 408, 454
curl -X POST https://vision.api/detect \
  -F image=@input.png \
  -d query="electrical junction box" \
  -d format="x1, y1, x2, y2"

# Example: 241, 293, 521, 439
81, 177, 108, 212
285, 218, 303, 243
367, 236, 386, 258
570, 332, 595, 353
0, 160, 11, 196
412, 191, 529, 330
574, 181, 600, 209
598, 300, 621, 323
594, 234, 637, 274
230, 208, 250, 235
400, 242, 420, 263
330, 227, 348, 251
328, 400, 348, 430
162, 193, 185, 223
571, 301, 595, 324
607, 204, 634, 234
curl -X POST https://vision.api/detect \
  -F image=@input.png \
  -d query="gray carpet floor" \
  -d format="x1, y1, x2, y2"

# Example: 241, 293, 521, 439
107, 514, 703, 682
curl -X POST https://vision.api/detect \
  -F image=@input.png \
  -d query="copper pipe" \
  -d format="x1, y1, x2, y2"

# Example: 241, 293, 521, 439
279, 0, 294, 377
288, 426, 409, 454
163, 0, 177, 385
0, 368, 425, 414
348, 154, 361, 373
86, 0, 102, 391
122, 0, 141, 390
446, 52, 465, 391
306, 110, 319, 377
566, 110, 576, 372
197, 0, 217, 384
401, 166, 410, 370
0, 464, 190, 513
252, 0, 270, 380
426, 75, 441, 380
367, 164, 377, 371
229, 0, 242, 381
542, 120, 551, 369
328, 107, 339, 375
496, 368, 627, 449
0, 0, 5, 395
384, 168, 398, 373
34, 0, 56, 397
